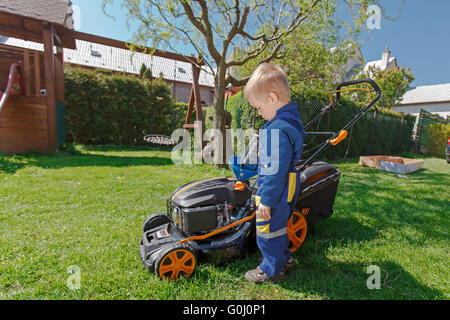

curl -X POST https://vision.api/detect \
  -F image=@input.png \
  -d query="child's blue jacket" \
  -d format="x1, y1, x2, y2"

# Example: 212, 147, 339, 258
257, 101, 305, 207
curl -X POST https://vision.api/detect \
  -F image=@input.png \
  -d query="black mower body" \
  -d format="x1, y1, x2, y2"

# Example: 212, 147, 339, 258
139, 161, 340, 273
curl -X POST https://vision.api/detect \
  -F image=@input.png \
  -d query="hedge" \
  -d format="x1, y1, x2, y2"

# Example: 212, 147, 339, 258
64, 66, 174, 145
64, 66, 415, 160
170, 102, 189, 133
221, 90, 415, 161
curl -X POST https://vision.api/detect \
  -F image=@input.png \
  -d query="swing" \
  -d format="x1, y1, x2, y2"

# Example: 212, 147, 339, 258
143, 134, 179, 146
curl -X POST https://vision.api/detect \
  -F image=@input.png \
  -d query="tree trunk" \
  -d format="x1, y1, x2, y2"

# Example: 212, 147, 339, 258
212, 66, 228, 167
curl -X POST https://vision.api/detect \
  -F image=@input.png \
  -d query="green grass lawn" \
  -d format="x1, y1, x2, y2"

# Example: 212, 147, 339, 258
0, 146, 449, 300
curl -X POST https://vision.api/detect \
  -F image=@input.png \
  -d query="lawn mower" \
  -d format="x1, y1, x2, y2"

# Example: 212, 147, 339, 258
139, 79, 382, 280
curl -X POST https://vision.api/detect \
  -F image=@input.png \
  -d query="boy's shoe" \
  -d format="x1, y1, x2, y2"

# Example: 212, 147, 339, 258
284, 257, 295, 273
245, 266, 285, 284
257, 256, 295, 273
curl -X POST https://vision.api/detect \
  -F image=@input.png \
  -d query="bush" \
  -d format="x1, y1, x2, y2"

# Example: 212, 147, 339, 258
64, 67, 174, 145
423, 123, 450, 158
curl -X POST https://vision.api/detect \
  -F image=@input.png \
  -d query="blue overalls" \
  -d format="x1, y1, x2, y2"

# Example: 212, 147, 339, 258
255, 101, 305, 277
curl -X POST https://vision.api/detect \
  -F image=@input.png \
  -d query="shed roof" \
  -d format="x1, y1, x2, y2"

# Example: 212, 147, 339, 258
397, 83, 450, 105
0, 0, 73, 29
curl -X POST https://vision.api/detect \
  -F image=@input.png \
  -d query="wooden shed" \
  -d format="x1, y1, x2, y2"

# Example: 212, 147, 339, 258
0, 0, 76, 154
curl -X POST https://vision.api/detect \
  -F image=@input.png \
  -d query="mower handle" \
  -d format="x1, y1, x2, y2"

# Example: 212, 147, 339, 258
295, 79, 382, 172
304, 79, 381, 131
335, 79, 381, 105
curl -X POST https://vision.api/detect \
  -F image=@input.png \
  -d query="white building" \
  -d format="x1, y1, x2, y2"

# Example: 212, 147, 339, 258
363, 45, 398, 75
336, 45, 397, 82
392, 83, 450, 119
332, 43, 364, 82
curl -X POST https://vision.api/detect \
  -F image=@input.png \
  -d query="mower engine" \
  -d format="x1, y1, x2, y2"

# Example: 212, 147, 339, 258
169, 177, 253, 235
138, 176, 257, 279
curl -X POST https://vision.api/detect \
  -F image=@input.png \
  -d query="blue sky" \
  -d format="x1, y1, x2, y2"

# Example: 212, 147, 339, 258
72, 0, 450, 87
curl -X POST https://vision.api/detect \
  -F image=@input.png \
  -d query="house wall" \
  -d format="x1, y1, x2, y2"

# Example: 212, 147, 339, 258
168, 81, 215, 106
393, 102, 450, 137
392, 102, 450, 119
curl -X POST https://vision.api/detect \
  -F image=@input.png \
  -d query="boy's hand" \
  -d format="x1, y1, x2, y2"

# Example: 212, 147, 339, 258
257, 204, 271, 221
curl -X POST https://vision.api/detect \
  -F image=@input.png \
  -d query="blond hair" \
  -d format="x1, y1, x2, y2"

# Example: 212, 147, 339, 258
244, 63, 290, 103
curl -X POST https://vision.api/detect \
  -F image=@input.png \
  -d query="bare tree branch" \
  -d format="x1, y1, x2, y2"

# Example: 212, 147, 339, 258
221, 0, 242, 58
152, 4, 216, 74
225, 73, 251, 87
226, 0, 319, 68
181, 0, 222, 64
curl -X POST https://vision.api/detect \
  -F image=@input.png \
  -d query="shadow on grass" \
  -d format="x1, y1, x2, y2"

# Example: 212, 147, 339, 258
401, 168, 449, 186
0, 156, 27, 174
0, 147, 174, 174
30, 154, 174, 169
280, 260, 443, 299
80, 144, 173, 153
341, 166, 449, 187
338, 170, 449, 241
280, 218, 443, 299
201, 216, 443, 299
192, 164, 447, 299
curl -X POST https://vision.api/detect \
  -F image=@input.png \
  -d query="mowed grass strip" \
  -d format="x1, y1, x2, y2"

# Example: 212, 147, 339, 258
0, 146, 448, 299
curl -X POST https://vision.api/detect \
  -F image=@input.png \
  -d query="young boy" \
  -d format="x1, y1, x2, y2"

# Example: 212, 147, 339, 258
243, 63, 305, 284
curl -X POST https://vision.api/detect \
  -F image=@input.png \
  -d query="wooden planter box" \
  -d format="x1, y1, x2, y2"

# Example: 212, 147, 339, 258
359, 155, 424, 174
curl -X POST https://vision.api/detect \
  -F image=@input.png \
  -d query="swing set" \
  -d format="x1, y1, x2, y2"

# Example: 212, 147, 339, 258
144, 55, 206, 146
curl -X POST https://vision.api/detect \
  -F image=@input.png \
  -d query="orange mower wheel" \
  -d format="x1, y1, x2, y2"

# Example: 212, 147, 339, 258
287, 211, 308, 253
155, 244, 197, 280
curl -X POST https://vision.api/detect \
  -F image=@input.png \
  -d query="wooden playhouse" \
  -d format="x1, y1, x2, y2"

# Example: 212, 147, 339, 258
0, 0, 76, 154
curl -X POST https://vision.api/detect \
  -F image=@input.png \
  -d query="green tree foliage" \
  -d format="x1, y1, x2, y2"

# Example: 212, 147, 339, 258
358, 66, 415, 108
235, 1, 410, 100
423, 123, 450, 158
139, 63, 153, 81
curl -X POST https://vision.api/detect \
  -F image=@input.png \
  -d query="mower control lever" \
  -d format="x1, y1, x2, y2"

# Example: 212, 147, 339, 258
335, 79, 381, 105
329, 130, 348, 146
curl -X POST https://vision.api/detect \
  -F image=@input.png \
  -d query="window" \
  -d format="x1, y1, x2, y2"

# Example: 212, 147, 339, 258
91, 50, 102, 58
